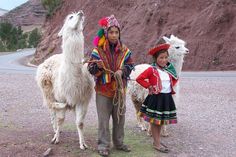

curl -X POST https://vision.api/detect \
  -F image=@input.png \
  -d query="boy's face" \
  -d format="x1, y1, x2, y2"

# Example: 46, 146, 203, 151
156, 51, 169, 67
107, 26, 119, 44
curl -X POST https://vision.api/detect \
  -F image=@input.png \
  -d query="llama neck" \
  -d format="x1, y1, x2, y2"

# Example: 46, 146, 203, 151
169, 55, 184, 77
62, 33, 84, 64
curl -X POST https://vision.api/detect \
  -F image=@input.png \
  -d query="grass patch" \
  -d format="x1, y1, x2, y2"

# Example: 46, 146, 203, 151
70, 126, 156, 157
52, 123, 157, 156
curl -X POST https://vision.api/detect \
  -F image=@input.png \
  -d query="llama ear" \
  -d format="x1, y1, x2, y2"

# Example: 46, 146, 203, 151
170, 34, 176, 39
163, 36, 171, 43
58, 26, 64, 37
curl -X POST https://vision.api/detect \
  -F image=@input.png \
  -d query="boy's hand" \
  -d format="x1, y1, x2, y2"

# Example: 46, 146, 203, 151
115, 69, 123, 77
96, 60, 103, 69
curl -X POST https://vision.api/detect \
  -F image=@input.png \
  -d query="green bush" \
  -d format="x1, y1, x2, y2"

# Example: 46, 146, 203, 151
0, 22, 19, 51
41, 0, 62, 17
0, 41, 6, 51
0, 22, 41, 51
28, 28, 41, 48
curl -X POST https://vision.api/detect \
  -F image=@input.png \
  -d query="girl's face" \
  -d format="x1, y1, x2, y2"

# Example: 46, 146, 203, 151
156, 51, 169, 67
107, 26, 119, 44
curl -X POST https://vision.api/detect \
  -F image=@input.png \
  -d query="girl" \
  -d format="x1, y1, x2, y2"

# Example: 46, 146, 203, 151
136, 40, 178, 153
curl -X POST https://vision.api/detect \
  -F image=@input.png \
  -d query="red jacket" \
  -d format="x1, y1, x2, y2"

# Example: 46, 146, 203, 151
136, 67, 178, 94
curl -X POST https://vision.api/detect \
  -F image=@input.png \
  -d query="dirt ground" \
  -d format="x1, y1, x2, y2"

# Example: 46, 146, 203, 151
0, 71, 236, 157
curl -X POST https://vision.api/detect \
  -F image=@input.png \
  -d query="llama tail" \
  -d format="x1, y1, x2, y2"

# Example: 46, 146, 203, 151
36, 70, 67, 110
36, 64, 55, 109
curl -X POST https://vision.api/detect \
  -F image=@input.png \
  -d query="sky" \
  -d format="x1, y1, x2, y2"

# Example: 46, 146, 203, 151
0, 0, 28, 11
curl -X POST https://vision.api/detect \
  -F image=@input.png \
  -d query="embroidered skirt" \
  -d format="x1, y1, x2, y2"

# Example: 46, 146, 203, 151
138, 93, 177, 125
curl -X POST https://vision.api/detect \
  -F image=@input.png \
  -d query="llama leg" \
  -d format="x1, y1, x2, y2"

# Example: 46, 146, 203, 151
48, 101, 66, 133
147, 123, 152, 136
75, 104, 88, 150
132, 96, 147, 131
135, 104, 142, 129
51, 109, 66, 144
50, 109, 57, 133
137, 112, 147, 131
161, 125, 169, 137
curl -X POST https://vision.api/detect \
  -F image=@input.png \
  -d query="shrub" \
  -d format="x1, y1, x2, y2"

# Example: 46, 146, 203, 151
28, 28, 41, 48
41, 0, 62, 17
0, 22, 41, 51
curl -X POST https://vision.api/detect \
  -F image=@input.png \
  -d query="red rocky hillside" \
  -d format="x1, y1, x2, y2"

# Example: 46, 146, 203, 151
32, 0, 236, 71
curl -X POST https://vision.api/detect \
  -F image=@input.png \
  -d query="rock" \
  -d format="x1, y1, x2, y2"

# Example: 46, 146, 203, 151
43, 148, 52, 157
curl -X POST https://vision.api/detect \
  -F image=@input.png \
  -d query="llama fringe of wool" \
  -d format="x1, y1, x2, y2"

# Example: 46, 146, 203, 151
36, 11, 94, 149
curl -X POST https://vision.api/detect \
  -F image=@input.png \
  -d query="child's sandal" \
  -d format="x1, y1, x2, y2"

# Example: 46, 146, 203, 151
98, 149, 109, 157
153, 146, 169, 153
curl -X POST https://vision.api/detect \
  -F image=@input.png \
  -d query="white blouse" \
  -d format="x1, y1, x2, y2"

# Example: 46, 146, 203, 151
157, 69, 171, 93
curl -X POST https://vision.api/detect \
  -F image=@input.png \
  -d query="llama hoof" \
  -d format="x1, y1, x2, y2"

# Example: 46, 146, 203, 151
80, 143, 88, 150
161, 132, 169, 137
147, 132, 152, 137
147, 130, 152, 136
161, 130, 169, 137
138, 124, 147, 131
141, 127, 147, 131
51, 137, 59, 144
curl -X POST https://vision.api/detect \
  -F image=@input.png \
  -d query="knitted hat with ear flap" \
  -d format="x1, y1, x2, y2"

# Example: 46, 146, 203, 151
93, 15, 120, 47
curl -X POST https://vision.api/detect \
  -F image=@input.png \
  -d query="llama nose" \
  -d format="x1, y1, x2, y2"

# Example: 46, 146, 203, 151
78, 11, 84, 16
186, 49, 189, 53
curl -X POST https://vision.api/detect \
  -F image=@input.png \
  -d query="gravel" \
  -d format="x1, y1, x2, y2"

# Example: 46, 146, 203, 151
0, 72, 236, 157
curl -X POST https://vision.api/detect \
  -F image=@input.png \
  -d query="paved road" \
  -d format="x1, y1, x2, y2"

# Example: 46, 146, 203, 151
0, 49, 36, 74
1, 49, 236, 77
0, 49, 236, 157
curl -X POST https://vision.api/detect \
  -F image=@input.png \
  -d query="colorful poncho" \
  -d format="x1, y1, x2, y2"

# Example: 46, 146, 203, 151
91, 40, 132, 84
89, 40, 134, 97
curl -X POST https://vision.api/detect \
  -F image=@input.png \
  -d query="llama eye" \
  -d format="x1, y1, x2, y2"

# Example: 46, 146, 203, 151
175, 46, 180, 49
69, 16, 73, 19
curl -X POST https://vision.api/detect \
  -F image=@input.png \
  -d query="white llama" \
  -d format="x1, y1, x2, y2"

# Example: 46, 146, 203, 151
129, 35, 189, 136
36, 11, 94, 149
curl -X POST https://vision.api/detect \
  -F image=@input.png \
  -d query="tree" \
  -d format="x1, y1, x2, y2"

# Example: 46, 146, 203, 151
28, 28, 41, 48
0, 22, 29, 51
0, 22, 18, 51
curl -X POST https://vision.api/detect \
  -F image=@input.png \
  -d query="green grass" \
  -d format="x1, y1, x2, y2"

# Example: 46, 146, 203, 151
55, 123, 158, 157
70, 126, 156, 157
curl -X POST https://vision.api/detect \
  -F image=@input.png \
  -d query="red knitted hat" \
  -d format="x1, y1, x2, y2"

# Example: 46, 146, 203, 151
98, 14, 120, 30
148, 43, 170, 56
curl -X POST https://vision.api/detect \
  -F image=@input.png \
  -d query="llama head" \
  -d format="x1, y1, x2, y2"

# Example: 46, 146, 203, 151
163, 35, 189, 75
58, 10, 85, 37
163, 35, 189, 57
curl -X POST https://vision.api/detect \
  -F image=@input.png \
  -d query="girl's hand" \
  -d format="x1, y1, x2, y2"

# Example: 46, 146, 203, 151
148, 86, 154, 94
